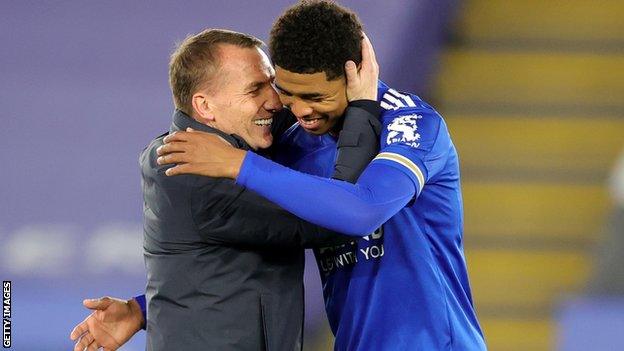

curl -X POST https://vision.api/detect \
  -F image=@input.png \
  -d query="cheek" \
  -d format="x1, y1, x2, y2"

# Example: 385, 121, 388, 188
240, 102, 262, 130
277, 93, 291, 106
335, 100, 348, 117
318, 99, 347, 118
216, 106, 245, 133
311, 103, 337, 117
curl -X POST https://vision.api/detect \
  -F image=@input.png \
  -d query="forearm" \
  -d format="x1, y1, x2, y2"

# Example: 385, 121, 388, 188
236, 153, 416, 236
332, 100, 381, 182
191, 180, 346, 248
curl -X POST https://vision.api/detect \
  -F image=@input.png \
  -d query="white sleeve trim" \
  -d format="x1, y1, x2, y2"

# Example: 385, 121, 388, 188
387, 88, 416, 107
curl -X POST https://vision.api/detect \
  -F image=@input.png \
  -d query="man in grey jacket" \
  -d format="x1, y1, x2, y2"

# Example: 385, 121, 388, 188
70, 27, 380, 351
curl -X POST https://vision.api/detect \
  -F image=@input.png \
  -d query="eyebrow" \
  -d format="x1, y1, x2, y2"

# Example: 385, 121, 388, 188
274, 83, 326, 100
245, 80, 269, 91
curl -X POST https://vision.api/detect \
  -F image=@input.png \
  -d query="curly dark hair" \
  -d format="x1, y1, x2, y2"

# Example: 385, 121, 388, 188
270, 0, 363, 80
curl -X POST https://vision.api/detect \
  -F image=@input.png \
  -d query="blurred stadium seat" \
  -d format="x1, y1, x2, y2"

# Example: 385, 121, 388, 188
434, 0, 624, 350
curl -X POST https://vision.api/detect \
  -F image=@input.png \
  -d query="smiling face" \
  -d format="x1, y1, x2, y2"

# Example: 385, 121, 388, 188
274, 66, 348, 135
205, 45, 281, 149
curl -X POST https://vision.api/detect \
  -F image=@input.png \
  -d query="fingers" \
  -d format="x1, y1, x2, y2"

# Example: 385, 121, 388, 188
157, 152, 189, 166
70, 316, 90, 340
344, 60, 359, 85
163, 131, 190, 144
361, 32, 378, 68
86, 339, 101, 351
83, 297, 113, 311
165, 163, 194, 176
73, 331, 95, 351
360, 32, 371, 68
156, 142, 188, 156
344, 32, 379, 101
158, 139, 193, 166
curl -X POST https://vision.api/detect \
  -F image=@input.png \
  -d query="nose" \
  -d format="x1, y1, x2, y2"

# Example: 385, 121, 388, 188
263, 85, 281, 112
289, 99, 313, 118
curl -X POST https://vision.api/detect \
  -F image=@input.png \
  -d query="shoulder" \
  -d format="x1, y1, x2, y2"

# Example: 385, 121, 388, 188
139, 133, 200, 187
140, 133, 167, 171
379, 92, 448, 154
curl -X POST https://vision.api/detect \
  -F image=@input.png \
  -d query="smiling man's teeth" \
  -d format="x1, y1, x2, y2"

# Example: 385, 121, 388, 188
254, 118, 273, 126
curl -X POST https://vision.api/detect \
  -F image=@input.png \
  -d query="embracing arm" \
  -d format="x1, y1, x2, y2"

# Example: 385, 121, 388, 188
236, 150, 417, 236
190, 177, 350, 248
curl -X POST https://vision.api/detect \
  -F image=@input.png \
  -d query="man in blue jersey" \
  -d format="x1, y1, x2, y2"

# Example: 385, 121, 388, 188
159, 1, 486, 350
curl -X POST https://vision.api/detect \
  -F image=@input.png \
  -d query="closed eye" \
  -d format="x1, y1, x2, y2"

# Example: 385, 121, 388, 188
248, 87, 261, 96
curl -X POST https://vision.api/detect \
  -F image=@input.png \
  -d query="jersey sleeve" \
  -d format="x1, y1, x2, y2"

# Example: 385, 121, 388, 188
372, 96, 452, 196
236, 152, 415, 236
134, 294, 147, 330
190, 177, 350, 248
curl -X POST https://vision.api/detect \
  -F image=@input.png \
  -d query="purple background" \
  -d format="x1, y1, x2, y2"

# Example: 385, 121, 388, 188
0, 1, 456, 349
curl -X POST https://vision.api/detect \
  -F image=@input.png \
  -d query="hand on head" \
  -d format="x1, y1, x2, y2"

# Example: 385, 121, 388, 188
344, 32, 379, 102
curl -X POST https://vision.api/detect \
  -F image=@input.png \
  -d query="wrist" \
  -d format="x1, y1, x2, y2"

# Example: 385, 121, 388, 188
347, 89, 378, 102
228, 149, 246, 179
346, 100, 382, 125
348, 95, 373, 102
349, 99, 380, 110
127, 298, 145, 332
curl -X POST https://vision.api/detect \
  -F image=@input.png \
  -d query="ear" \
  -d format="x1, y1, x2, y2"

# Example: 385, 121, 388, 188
191, 92, 216, 123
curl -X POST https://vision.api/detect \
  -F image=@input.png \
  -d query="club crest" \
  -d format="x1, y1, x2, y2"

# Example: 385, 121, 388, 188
386, 114, 422, 147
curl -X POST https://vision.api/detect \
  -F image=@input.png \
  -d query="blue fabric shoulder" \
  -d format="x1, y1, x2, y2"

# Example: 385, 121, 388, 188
375, 88, 452, 183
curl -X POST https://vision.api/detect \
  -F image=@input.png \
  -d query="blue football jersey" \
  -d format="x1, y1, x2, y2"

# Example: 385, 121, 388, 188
273, 82, 486, 350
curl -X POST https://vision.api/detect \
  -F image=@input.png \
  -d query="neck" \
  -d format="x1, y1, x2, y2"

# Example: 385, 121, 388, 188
188, 111, 220, 131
